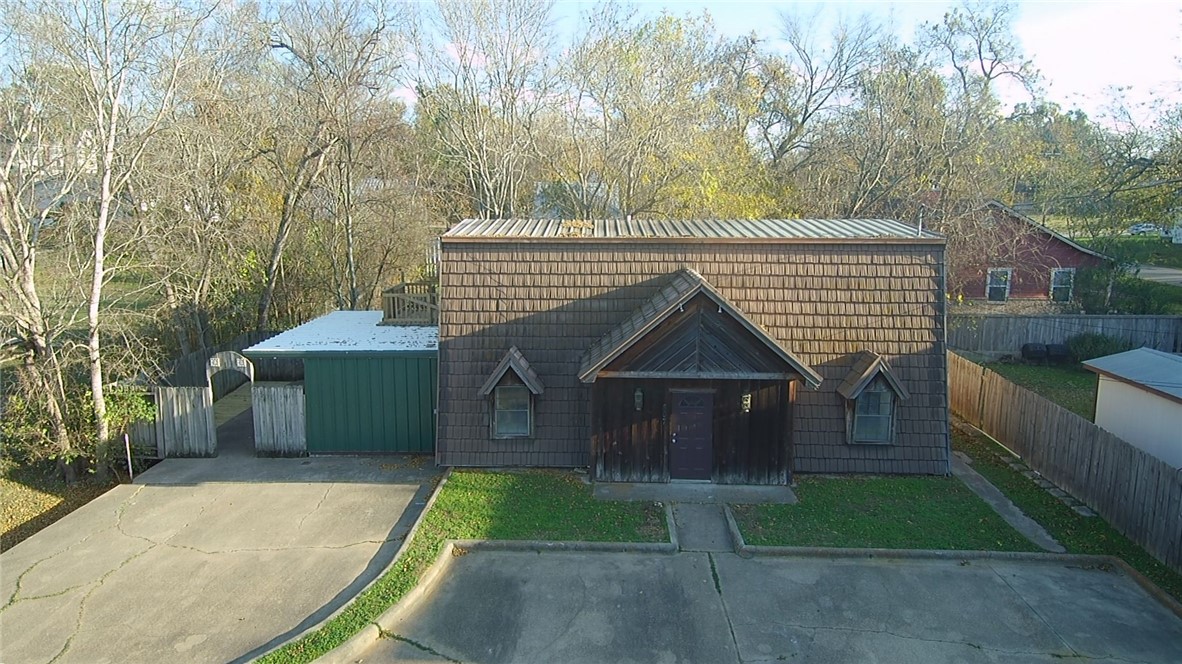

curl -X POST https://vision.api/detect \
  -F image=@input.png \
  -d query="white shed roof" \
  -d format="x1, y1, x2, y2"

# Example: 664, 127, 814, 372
244, 311, 437, 356
1083, 348, 1182, 403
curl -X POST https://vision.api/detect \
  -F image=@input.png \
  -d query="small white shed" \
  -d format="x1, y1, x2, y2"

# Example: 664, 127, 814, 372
1083, 348, 1182, 469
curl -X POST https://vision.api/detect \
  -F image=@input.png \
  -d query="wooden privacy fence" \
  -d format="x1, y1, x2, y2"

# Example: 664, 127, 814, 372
948, 315, 1182, 355
948, 351, 1182, 573
127, 386, 216, 458
253, 383, 306, 456
164, 331, 303, 400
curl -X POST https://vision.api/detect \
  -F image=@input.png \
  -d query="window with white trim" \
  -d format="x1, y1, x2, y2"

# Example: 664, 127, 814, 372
986, 268, 1012, 302
851, 379, 894, 444
1050, 268, 1074, 302
493, 385, 531, 437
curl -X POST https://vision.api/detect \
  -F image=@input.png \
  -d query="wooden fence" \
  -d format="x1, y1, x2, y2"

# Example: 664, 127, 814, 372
129, 386, 216, 458
253, 383, 306, 456
164, 331, 303, 399
948, 314, 1182, 355
948, 351, 1182, 573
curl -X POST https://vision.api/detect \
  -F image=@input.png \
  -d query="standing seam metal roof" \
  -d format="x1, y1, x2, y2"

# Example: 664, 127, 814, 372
444, 217, 941, 240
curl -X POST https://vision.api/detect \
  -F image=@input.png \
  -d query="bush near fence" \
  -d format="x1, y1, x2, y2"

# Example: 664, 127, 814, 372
948, 351, 1182, 574
948, 314, 1182, 356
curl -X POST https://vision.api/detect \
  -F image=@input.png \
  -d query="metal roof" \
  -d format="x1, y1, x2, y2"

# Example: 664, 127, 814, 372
244, 311, 437, 356
1083, 347, 1182, 403
444, 217, 941, 241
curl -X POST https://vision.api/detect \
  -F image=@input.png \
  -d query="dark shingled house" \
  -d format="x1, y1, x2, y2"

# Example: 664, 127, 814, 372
437, 218, 950, 484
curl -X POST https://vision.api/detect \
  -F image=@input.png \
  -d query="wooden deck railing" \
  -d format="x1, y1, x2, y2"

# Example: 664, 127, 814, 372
381, 281, 439, 325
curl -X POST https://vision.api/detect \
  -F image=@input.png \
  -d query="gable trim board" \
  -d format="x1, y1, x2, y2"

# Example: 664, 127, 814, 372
479, 346, 545, 396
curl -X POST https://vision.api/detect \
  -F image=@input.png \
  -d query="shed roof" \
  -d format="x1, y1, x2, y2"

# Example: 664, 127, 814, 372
244, 311, 437, 356
444, 217, 941, 242
1083, 347, 1182, 404
579, 269, 823, 387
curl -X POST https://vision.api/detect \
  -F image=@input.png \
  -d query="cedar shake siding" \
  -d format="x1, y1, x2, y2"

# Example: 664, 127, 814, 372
437, 232, 950, 479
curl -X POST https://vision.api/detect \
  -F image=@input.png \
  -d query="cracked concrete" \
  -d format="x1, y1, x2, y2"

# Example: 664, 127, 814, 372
355, 551, 1182, 664
0, 455, 439, 664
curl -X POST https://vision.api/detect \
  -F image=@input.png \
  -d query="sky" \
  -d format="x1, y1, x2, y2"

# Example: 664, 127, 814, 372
552, 0, 1182, 121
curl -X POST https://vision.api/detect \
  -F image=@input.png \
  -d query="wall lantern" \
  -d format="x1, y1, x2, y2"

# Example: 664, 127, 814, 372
634, 388, 644, 411
741, 392, 752, 413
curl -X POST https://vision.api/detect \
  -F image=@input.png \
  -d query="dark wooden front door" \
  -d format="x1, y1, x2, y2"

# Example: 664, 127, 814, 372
670, 391, 713, 480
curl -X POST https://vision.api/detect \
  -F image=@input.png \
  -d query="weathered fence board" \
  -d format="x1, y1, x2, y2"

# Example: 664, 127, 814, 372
153, 386, 216, 457
948, 315, 1182, 355
949, 351, 1182, 574
253, 383, 306, 457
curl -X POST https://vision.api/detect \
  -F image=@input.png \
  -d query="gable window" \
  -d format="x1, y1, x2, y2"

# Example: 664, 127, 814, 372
986, 268, 1012, 302
494, 385, 531, 437
852, 379, 894, 444
479, 346, 544, 439
1050, 268, 1074, 302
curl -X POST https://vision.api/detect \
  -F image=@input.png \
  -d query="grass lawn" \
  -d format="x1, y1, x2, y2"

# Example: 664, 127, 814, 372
732, 475, 1037, 552
259, 469, 666, 664
952, 424, 1182, 603
1, 460, 117, 551
1086, 236, 1182, 269
983, 362, 1097, 419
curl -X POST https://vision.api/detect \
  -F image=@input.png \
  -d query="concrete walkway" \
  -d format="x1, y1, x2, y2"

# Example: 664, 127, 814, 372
951, 452, 1066, 553
0, 434, 439, 663
357, 550, 1182, 664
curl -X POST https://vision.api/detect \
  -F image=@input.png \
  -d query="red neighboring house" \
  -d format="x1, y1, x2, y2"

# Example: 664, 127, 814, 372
956, 201, 1109, 304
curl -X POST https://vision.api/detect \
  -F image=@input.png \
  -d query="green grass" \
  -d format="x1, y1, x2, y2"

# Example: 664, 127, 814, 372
983, 362, 1097, 419
952, 424, 1182, 603
732, 475, 1037, 552
1, 460, 117, 551
259, 469, 666, 663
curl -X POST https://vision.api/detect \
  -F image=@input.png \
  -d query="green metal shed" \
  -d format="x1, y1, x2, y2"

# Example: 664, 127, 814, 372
245, 311, 437, 454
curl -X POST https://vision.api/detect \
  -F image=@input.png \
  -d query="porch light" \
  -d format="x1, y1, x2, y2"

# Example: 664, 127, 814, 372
741, 392, 752, 413
634, 388, 644, 411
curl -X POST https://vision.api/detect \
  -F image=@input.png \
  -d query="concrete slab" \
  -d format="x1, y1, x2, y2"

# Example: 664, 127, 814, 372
594, 481, 797, 504
0, 455, 439, 664
365, 551, 739, 664
672, 503, 732, 552
354, 551, 1182, 664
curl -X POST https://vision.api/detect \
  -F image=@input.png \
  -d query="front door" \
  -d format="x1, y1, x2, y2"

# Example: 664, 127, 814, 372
670, 391, 713, 480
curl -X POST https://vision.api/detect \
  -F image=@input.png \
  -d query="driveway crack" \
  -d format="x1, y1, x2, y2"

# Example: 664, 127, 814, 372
986, 561, 1082, 659
710, 553, 743, 663
376, 626, 464, 663
296, 483, 334, 532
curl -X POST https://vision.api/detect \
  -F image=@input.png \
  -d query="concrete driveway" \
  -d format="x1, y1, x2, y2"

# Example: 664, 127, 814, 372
360, 550, 1182, 664
0, 453, 439, 663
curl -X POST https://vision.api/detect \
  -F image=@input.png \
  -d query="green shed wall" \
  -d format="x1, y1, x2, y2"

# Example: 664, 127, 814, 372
304, 354, 437, 453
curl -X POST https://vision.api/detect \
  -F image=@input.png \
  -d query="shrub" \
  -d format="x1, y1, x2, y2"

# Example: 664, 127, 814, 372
1066, 333, 1134, 362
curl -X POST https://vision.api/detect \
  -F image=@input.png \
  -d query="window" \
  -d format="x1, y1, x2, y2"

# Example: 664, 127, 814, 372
494, 385, 531, 437
986, 268, 1012, 302
1050, 268, 1074, 302
852, 380, 894, 444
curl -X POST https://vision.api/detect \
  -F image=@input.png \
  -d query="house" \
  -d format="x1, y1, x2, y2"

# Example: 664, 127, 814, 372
244, 311, 438, 454
953, 201, 1108, 305
1083, 348, 1182, 469
436, 217, 951, 484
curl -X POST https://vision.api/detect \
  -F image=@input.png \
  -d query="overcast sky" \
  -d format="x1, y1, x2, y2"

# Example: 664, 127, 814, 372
552, 0, 1182, 121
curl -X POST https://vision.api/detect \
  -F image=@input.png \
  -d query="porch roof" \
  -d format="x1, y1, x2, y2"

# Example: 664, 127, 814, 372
578, 269, 822, 387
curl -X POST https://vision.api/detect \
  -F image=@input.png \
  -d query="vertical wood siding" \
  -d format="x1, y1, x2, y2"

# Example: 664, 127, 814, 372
253, 383, 307, 456
949, 351, 1182, 574
438, 241, 949, 474
304, 355, 436, 453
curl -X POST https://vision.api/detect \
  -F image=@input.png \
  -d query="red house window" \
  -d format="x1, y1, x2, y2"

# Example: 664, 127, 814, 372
987, 268, 1012, 302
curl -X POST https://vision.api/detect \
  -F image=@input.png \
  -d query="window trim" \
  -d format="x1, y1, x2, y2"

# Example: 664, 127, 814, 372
849, 379, 896, 445
986, 267, 1013, 302
492, 384, 532, 439
1049, 267, 1075, 302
